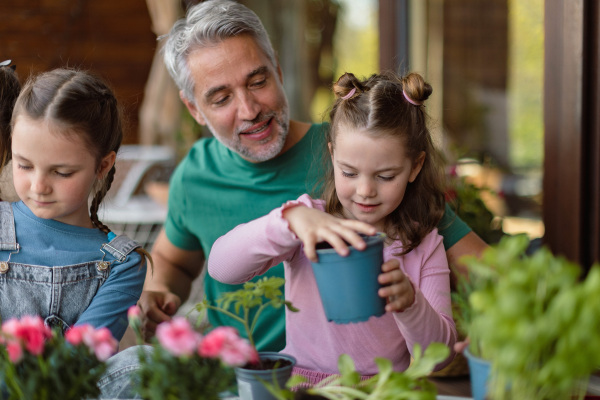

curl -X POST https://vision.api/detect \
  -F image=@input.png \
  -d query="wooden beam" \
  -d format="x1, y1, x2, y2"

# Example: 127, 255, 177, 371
543, 0, 583, 263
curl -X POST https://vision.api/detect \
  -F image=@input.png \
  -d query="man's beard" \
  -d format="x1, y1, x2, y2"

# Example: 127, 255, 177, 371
205, 106, 290, 162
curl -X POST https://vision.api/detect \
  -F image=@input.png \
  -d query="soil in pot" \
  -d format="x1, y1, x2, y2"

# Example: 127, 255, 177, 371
242, 357, 293, 370
235, 352, 296, 400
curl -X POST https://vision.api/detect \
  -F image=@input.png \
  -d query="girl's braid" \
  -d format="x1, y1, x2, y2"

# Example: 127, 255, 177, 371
90, 165, 153, 269
90, 165, 115, 235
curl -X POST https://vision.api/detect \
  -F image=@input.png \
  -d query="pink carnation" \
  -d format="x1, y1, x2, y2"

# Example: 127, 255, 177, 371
156, 317, 201, 357
65, 324, 117, 362
199, 326, 258, 367
65, 324, 94, 346
89, 328, 118, 361
128, 305, 141, 321
1, 318, 20, 337
1, 316, 51, 356
5, 339, 23, 363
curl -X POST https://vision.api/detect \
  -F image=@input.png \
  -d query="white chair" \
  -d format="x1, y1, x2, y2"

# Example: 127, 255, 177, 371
100, 145, 175, 250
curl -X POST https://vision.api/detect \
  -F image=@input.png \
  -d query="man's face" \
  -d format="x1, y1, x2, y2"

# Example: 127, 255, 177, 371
182, 35, 290, 162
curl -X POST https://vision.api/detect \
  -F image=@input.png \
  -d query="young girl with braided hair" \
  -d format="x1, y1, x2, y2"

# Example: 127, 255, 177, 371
209, 71, 456, 384
1, 68, 150, 341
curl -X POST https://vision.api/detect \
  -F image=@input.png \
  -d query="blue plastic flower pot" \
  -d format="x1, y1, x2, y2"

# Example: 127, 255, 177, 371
235, 352, 296, 400
310, 233, 386, 324
464, 346, 491, 400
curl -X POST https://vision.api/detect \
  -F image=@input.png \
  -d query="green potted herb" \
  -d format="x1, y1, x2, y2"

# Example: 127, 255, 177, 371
263, 342, 449, 400
194, 276, 299, 400
457, 234, 600, 400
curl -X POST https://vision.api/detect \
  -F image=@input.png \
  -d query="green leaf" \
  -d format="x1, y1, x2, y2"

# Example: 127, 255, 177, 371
404, 343, 450, 379
337, 353, 361, 387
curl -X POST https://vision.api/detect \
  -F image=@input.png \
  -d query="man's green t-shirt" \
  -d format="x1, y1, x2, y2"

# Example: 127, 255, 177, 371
164, 122, 470, 351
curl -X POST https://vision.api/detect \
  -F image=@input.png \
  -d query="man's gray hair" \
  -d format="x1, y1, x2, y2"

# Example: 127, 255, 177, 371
162, 0, 278, 104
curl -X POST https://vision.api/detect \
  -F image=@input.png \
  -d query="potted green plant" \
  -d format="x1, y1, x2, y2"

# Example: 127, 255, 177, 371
127, 305, 258, 400
431, 162, 506, 379
456, 234, 600, 400
445, 163, 504, 246
263, 342, 450, 400
194, 276, 299, 400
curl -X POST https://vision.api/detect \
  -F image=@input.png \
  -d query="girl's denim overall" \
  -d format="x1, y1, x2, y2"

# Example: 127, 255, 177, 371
0, 202, 139, 332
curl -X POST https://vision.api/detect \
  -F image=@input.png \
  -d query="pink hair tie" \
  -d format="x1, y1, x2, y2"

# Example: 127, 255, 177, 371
342, 88, 356, 100
403, 90, 423, 106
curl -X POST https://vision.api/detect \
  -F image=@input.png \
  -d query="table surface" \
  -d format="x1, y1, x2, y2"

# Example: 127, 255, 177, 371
431, 372, 600, 399
430, 375, 472, 397
220, 370, 600, 400
220, 376, 474, 399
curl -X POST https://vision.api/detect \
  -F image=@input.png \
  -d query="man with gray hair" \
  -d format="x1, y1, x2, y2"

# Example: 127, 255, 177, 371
139, 0, 324, 353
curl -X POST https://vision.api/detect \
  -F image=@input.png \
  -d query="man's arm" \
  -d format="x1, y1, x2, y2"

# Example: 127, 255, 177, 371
446, 231, 488, 353
138, 228, 205, 339
445, 231, 488, 284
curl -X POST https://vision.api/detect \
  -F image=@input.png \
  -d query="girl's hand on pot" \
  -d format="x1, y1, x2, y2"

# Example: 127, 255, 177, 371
282, 205, 376, 262
378, 259, 415, 312
454, 338, 470, 353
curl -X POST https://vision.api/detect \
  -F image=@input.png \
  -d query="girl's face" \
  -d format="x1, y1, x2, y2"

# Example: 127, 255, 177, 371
11, 116, 115, 228
330, 127, 424, 232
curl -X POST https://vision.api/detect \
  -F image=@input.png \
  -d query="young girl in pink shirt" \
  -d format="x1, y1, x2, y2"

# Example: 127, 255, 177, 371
208, 71, 456, 385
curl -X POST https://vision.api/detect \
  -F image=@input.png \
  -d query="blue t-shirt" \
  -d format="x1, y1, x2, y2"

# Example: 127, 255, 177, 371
0, 201, 145, 340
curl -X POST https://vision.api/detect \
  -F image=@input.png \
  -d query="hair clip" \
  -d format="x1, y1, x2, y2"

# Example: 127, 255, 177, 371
0, 60, 16, 71
403, 90, 422, 106
342, 88, 356, 100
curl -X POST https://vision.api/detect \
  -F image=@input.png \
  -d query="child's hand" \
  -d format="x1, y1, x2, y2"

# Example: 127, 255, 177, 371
283, 205, 377, 262
454, 337, 470, 353
138, 290, 181, 341
378, 259, 415, 312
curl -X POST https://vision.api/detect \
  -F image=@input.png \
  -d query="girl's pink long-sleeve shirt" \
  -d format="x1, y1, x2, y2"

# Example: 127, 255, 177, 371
208, 194, 456, 382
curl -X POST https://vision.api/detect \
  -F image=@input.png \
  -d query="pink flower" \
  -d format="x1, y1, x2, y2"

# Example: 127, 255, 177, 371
199, 326, 258, 367
65, 324, 118, 362
1, 316, 51, 356
65, 324, 94, 346
1, 318, 20, 337
156, 317, 201, 357
445, 189, 458, 202
5, 339, 23, 363
89, 328, 118, 361
448, 165, 458, 177
127, 305, 141, 321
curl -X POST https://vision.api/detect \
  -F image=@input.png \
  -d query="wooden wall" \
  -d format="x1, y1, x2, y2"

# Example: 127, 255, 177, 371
0, 0, 157, 143
442, 0, 509, 167
544, 0, 600, 268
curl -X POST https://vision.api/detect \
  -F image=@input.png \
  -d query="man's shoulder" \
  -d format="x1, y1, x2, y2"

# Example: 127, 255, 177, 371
308, 121, 329, 134
176, 137, 225, 168
169, 137, 219, 184
187, 136, 221, 156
